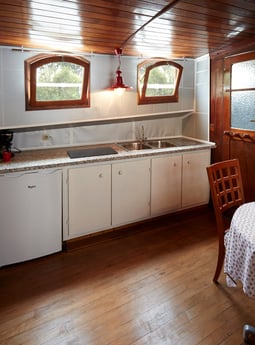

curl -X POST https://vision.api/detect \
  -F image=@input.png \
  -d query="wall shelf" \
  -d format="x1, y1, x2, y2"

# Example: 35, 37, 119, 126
1, 110, 194, 133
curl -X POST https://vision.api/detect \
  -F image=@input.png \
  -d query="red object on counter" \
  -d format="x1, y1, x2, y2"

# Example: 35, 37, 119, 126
2, 151, 12, 162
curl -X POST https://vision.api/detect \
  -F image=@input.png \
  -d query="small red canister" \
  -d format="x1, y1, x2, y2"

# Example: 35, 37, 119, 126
2, 151, 12, 162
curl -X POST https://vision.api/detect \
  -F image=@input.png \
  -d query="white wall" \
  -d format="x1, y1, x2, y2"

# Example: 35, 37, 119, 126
0, 47, 196, 150
183, 54, 210, 140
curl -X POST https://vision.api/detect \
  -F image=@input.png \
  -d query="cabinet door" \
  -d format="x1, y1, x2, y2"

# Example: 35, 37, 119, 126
68, 164, 111, 237
182, 150, 211, 208
0, 169, 62, 267
112, 159, 150, 226
151, 155, 182, 216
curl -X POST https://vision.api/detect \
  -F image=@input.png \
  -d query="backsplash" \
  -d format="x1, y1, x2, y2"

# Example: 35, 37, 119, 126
12, 117, 183, 151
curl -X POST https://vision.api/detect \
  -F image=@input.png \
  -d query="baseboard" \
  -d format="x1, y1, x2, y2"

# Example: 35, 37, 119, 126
63, 204, 211, 251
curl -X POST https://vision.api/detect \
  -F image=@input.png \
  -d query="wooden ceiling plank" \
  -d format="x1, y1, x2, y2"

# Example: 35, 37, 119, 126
180, 0, 255, 22
164, 7, 255, 28
216, 0, 255, 12
0, 0, 254, 57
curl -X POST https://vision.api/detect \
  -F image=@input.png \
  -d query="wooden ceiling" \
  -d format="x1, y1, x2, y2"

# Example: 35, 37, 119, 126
0, 0, 254, 58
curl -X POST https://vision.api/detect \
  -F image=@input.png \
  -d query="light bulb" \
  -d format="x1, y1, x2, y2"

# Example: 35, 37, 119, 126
114, 87, 125, 96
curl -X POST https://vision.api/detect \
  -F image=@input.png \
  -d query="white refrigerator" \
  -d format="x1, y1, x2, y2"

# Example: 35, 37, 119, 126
0, 169, 62, 267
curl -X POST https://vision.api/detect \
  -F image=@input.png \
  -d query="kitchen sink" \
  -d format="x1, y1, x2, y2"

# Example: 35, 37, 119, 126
146, 140, 176, 148
118, 139, 177, 151
117, 137, 200, 152
118, 142, 153, 151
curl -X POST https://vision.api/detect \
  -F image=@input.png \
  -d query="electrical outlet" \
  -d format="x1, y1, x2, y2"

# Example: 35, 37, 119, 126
41, 134, 50, 141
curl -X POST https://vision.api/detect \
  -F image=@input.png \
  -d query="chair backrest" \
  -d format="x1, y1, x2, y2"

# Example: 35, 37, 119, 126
207, 158, 245, 231
207, 158, 245, 282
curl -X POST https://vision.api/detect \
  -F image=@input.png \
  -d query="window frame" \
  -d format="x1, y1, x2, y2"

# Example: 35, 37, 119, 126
25, 53, 90, 110
137, 59, 183, 105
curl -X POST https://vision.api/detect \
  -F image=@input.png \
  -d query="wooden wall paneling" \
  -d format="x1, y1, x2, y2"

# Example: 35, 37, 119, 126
229, 139, 255, 202
210, 58, 225, 162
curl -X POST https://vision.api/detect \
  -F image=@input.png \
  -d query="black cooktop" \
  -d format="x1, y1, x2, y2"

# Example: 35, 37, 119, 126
67, 146, 118, 159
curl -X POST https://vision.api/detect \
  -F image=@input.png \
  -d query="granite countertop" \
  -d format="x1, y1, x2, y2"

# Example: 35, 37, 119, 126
0, 137, 216, 174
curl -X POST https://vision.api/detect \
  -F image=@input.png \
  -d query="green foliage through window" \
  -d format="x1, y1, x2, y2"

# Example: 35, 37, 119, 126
36, 62, 84, 101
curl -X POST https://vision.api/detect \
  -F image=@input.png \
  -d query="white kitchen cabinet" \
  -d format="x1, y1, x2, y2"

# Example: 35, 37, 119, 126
151, 150, 210, 216
68, 164, 111, 238
182, 150, 211, 208
65, 148, 211, 239
151, 155, 182, 216
0, 169, 62, 267
112, 159, 150, 226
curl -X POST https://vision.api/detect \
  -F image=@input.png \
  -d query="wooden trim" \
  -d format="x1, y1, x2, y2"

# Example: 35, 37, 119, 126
224, 130, 255, 143
210, 38, 255, 60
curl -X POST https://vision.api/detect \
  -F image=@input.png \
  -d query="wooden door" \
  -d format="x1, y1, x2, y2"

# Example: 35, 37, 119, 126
223, 51, 255, 202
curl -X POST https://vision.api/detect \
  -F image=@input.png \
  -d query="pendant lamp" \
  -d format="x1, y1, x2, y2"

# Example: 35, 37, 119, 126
110, 48, 132, 95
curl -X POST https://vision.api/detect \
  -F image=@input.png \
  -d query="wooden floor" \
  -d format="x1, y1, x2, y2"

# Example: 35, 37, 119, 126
0, 206, 254, 345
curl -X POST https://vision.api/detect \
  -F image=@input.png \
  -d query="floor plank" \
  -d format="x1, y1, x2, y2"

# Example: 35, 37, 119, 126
0, 206, 253, 345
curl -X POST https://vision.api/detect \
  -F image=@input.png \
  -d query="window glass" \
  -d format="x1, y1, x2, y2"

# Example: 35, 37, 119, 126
145, 64, 176, 96
232, 60, 255, 89
231, 59, 255, 130
231, 91, 255, 130
36, 62, 84, 101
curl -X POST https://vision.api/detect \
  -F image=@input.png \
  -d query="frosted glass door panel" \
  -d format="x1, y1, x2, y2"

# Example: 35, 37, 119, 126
232, 60, 255, 89
231, 59, 255, 130
231, 91, 255, 130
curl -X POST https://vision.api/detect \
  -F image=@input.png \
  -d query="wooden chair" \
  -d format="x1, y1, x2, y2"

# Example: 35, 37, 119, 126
206, 158, 245, 283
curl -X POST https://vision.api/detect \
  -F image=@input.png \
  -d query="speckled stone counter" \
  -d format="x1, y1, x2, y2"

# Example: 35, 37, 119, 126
0, 138, 216, 174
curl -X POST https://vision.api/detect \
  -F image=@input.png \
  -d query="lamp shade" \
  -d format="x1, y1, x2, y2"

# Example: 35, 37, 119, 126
109, 48, 132, 94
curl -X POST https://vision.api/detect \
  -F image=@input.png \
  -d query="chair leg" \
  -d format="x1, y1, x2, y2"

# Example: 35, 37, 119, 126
243, 324, 255, 344
213, 242, 225, 283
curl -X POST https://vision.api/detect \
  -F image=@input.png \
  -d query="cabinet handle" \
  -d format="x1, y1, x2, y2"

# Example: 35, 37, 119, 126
173, 162, 177, 167
118, 170, 123, 175
187, 160, 190, 165
98, 173, 103, 178
27, 185, 36, 189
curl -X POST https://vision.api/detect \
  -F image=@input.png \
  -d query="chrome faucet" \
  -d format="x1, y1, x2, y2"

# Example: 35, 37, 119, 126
141, 125, 145, 142
136, 125, 146, 142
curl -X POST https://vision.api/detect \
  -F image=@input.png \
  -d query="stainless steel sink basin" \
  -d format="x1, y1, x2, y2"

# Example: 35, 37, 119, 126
118, 139, 177, 151
146, 140, 176, 148
118, 142, 153, 151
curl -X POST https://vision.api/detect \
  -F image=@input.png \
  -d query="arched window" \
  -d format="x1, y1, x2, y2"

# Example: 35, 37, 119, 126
137, 59, 183, 105
25, 54, 90, 110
